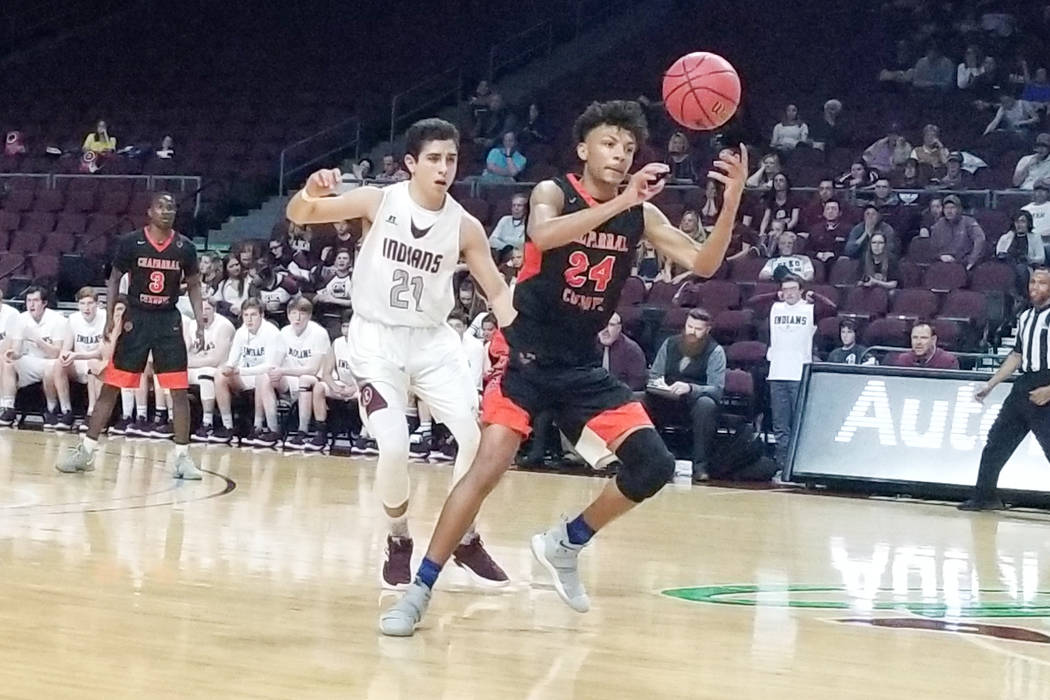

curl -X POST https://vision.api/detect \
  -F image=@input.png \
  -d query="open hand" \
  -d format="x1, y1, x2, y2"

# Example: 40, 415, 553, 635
974, 382, 992, 403
707, 145, 748, 198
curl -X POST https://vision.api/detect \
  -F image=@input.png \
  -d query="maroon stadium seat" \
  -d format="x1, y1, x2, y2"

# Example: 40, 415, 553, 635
2, 189, 34, 213
729, 256, 767, 281
21, 212, 56, 235
30, 254, 59, 279
923, 262, 968, 292
41, 233, 75, 255
619, 276, 647, 307
890, 288, 940, 319
63, 188, 96, 213
697, 279, 742, 312
725, 340, 768, 370
32, 189, 64, 213
969, 261, 1014, 294
647, 280, 680, 308
905, 237, 934, 263
863, 317, 910, 348
99, 190, 131, 215
54, 213, 87, 236
9, 231, 41, 255
827, 257, 860, 287
0, 211, 19, 234
712, 309, 755, 345
842, 286, 889, 317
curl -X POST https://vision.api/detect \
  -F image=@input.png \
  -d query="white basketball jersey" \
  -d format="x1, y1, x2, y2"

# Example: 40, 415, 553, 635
16, 309, 66, 359
187, 314, 234, 360
68, 310, 107, 354
280, 320, 331, 369
0, 303, 18, 343
228, 320, 282, 374
351, 181, 463, 327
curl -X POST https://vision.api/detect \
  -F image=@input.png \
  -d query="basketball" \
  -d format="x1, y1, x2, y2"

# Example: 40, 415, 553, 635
661, 51, 741, 131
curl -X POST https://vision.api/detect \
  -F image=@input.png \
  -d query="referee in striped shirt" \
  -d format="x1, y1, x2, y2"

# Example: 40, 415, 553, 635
959, 266, 1050, 511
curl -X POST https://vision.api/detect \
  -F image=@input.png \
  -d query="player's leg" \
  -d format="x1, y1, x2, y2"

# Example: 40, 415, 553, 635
212, 371, 241, 443
307, 381, 332, 451
0, 356, 16, 426
959, 391, 1029, 510
58, 311, 151, 472
51, 360, 76, 429
128, 371, 150, 436
286, 375, 314, 449
150, 310, 199, 479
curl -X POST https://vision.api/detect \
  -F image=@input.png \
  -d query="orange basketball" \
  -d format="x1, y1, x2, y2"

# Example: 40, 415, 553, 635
662, 52, 741, 131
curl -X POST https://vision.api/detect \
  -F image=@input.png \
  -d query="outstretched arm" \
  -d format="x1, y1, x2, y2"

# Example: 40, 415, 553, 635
285, 168, 384, 225
643, 148, 748, 278
461, 214, 516, 328
527, 163, 670, 252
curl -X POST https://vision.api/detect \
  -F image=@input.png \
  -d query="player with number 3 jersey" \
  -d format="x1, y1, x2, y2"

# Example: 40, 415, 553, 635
286, 118, 515, 590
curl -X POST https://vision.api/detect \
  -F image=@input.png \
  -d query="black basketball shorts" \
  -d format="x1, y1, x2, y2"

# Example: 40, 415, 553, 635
103, 306, 188, 390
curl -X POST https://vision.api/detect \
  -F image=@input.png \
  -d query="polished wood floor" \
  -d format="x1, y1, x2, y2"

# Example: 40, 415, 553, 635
2, 430, 1050, 698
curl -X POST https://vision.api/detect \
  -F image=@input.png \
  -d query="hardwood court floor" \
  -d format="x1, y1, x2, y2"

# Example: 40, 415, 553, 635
1, 430, 1050, 699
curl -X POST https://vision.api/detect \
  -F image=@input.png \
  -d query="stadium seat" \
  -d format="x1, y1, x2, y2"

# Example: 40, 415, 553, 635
827, 257, 860, 287
696, 279, 742, 312
863, 317, 910, 348
712, 309, 755, 345
923, 262, 968, 292
9, 231, 41, 255
725, 340, 768, 370
841, 286, 889, 318
890, 288, 940, 320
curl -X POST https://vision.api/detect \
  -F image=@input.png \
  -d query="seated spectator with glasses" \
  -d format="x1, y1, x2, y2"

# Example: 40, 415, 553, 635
891, 322, 959, 369
646, 308, 726, 483
759, 230, 814, 282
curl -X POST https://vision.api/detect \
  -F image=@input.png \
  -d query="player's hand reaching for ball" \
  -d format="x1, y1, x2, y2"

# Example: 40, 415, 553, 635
303, 168, 342, 199
708, 145, 748, 198
621, 163, 670, 205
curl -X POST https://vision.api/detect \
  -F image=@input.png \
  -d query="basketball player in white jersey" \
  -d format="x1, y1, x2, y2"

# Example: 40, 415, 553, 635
0, 289, 21, 427
255, 295, 330, 449
214, 298, 283, 443
185, 298, 235, 442
314, 248, 354, 310
2, 286, 67, 428
49, 287, 107, 430
308, 310, 366, 451
286, 117, 515, 589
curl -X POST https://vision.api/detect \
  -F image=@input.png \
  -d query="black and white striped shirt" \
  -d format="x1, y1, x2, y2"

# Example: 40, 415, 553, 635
1013, 304, 1050, 372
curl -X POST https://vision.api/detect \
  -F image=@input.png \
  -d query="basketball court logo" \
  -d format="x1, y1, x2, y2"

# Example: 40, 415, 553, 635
662, 584, 1050, 644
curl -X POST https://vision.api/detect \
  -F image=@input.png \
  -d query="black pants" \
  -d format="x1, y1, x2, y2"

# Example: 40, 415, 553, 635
645, 393, 720, 466
973, 383, 1050, 499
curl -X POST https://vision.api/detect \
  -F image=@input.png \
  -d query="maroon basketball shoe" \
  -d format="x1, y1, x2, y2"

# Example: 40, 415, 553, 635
382, 536, 413, 590
453, 533, 509, 587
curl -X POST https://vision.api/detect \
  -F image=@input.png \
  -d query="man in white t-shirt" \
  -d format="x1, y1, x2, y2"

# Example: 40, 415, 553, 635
309, 310, 369, 452
447, 311, 485, 392
2, 286, 67, 427
185, 298, 235, 442
214, 298, 283, 443
314, 247, 354, 310
0, 289, 21, 426
1022, 185, 1050, 247
767, 277, 817, 472
758, 231, 815, 282
1013, 133, 1050, 190
50, 287, 107, 430
256, 295, 330, 448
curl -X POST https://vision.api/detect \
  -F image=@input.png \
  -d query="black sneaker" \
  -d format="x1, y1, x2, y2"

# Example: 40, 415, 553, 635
209, 425, 232, 444
409, 431, 432, 460
382, 536, 414, 590
0, 408, 15, 427
241, 427, 263, 447
42, 410, 59, 430
127, 418, 151, 437
285, 432, 306, 450
191, 425, 211, 442
431, 441, 455, 462
151, 421, 174, 439
362, 437, 379, 455
306, 431, 327, 452
957, 496, 1005, 512
692, 462, 710, 483
351, 436, 370, 455
110, 416, 132, 435
55, 411, 75, 431
256, 429, 281, 448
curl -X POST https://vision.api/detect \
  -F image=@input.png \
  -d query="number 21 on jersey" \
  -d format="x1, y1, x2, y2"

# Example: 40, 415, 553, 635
390, 269, 424, 311
564, 252, 615, 292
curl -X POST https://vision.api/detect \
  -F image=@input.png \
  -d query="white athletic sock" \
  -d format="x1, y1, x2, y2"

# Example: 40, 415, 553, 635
174, 443, 188, 457
388, 514, 410, 539
83, 436, 98, 455
221, 412, 233, 429
47, 401, 58, 412
121, 389, 134, 417
203, 413, 213, 427
136, 406, 147, 420
0, 397, 13, 409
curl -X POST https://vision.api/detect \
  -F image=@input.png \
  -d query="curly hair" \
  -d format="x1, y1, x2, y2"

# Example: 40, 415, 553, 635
572, 100, 649, 146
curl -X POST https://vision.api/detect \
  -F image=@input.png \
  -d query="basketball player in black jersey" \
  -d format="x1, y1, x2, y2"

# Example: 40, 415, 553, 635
57, 193, 207, 478
381, 100, 748, 635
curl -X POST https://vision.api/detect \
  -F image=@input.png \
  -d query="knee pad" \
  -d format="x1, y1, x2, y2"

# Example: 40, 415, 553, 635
614, 428, 675, 503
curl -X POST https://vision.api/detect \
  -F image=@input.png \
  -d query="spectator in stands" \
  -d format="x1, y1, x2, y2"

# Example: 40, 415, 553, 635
376, 153, 409, 183
863, 178, 902, 208
828, 319, 869, 364
1012, 133, 1050, 189
665, 131, 697, 183
911, 124, 950, 170
646, 308, 725, 482
249, 257, 298, 319
679, 209, 704, 244
1022, 184, 1050, 242
155, 135, 175, 159
894, 157, 925, 189
726, 224, 758, 263
634, 238, 671, 283
489, 192, 527, 259
269, 237, 313, 286
519, 102, 549, 146
314, 248, 354, 310
698, 179, 722, 229
983, 92, 1041, 136
82, 120, 116, 155
878, 40, 916, 87
910, 43, 955, 90
766, 278, 825, 472
805, 199, 847, 262
892, 322, 960, 369
845, 205, 898, 259
498, 247, 523, 287
746, 152, 781, 189
474, 93, 514, 149
598, 312, 647, 392
858, 232, 900, 290
930, 195, 986, 269
809, 99, 846, 151
935, 151, 974, 189
481, 131, 526, 183
1022, 67, 1050, 105
770, 104, 809, 152
996, 211, 1045, 294
837, 160, 878, 192
957, 45, 986, 90
863, 123, 913, 175
759, 230, 814, 282
453, 278, 489, 326
800, 178, 837, 229
212, 256, 250, 318
198, 252, 223, 299
469, 80, 493, 125
970, 55, 1006, 108
917, 196, 944, 238
349, 157, 373, 183
759, 173, 800, 236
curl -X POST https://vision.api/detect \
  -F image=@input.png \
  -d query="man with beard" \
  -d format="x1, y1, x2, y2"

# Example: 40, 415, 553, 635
645, 309, 726, 482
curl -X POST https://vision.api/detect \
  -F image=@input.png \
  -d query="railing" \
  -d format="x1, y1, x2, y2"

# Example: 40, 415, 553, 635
278, 116, 361, 195
389, 67, 463, 144
0, 173, 203, 217
861, 346, 1002, 371
488, 20, 554, 83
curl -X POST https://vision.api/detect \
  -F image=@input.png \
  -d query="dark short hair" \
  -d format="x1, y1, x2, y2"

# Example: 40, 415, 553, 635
572, 100, 649, 146
241, 297, 263, 314
404, 118, 460, 159
839, 318, 858, 332
334, 247, 353, 259
863, 203, 881, 214
447, 310, 470, 326
1016, 210, 1035, 230
687, 308, 712, 323
780, 276, 801, 289
24, 285, 45, 301
911, 320, 935, 336
75, 286, 97, 301
287, 295, 313, 316
150, 191, 175, 207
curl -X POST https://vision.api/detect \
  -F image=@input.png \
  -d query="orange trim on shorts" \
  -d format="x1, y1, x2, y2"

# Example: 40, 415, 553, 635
481, 375, 531, 438
103, 366, 141, 388
584, 401, 653, 445
155, 370, 189, 390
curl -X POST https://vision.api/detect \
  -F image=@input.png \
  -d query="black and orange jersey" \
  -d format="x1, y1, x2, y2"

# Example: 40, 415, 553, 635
113, 228, 199, 310
509, 174, 644, 365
